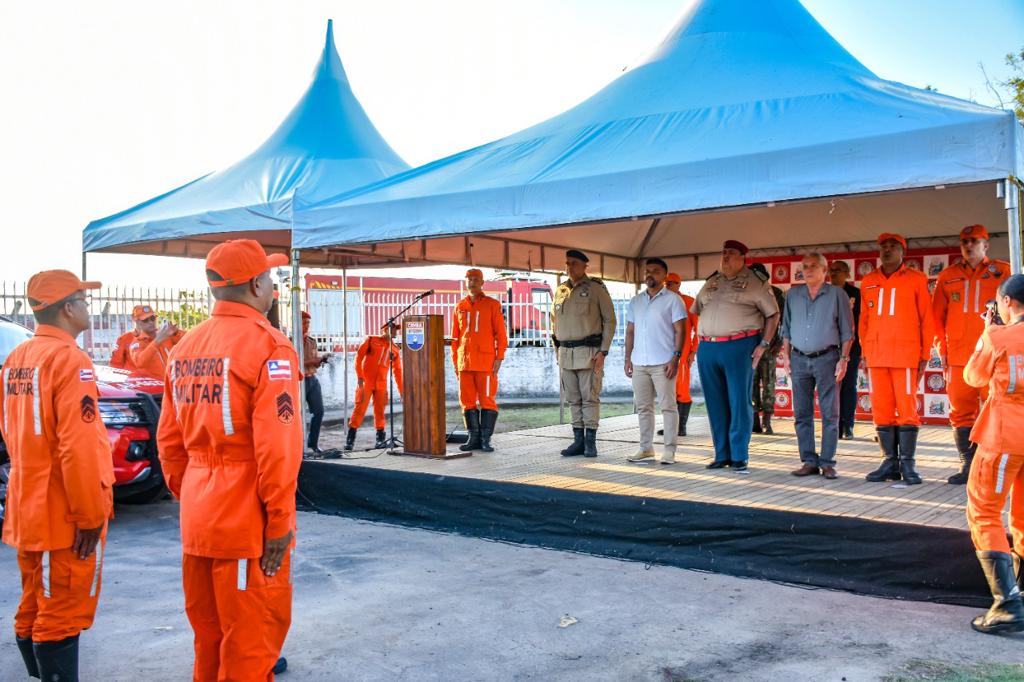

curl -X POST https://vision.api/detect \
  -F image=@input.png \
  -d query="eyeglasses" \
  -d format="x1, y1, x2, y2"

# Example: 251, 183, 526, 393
139, 316, 157, 323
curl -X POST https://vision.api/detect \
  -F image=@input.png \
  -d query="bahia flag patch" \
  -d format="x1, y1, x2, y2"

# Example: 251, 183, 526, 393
79, 368, 95, 382
267, 359, 292, 381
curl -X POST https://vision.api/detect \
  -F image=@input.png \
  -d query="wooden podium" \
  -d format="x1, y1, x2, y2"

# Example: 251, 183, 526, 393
397, 315, 467, 458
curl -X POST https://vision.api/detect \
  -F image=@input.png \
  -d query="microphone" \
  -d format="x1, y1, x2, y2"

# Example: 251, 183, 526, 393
415, 289, 434, 300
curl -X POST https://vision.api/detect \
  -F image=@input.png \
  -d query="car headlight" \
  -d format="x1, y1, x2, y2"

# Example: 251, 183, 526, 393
98, 401, 145, 426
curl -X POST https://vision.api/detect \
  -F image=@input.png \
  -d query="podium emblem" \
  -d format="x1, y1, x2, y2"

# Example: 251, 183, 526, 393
406, 320, 425, 351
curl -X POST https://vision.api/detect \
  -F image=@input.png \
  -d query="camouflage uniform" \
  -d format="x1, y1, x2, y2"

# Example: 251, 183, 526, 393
752, 284, 786, 414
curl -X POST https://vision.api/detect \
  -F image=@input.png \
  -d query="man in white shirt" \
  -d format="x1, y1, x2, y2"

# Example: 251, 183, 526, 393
625, 258, 687, 464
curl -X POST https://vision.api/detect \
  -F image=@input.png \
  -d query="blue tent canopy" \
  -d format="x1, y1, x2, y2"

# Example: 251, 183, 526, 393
293, 0, 1023, 280
83, 20, 408, 265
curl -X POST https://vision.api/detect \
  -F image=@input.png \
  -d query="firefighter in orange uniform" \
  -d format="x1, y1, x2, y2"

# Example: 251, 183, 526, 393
932, 224, 1010, 484
110, 304, 157, 371
127, 305, 185, 378
344, 321, 403, 450
452, 268, 508, 452
1, 270, 113, 680
860, 232, 933, 485
961, 274, 1024, 634
660, 272, 699, 436
156, 240, 300, 680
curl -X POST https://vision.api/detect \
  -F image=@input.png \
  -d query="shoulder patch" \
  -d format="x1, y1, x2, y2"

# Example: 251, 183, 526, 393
589, 277, 608, 290
79, 368, 95, 382
751, 268, 768, 283
276, 391, 295, 424
80, 395, 97, 423
267, 359, 292, 381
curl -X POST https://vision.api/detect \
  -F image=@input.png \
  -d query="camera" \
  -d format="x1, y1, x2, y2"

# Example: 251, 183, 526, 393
985, 300, 1004, 325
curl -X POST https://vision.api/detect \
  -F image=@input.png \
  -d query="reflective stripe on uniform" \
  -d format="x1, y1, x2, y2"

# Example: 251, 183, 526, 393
1010, 355, 1019, 395
1, 368, 8, 435
876, 288, 884, 316
237, 559, 248, 591
905, 367, 911, 395
995, 453, 1010, 494
32, 368, 41, 435
90, 542, 104, 597
41, 551, 51, 598
221, 358, 234, 436
962, 281, 969, 314
485, 374, 491, 397
888, 288, 896, 316
474, 311, 479, 333
974, 280, 981, 314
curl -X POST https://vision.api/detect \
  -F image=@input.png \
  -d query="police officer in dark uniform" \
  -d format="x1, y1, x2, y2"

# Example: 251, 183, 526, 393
552, 249, 617, 458
691, 240, 780, 473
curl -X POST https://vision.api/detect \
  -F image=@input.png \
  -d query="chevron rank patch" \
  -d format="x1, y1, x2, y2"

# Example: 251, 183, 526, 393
276, 391, 294, 424
80, 395, 97, 423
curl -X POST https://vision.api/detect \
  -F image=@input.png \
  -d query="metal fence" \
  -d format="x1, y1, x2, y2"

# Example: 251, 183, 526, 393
1, 280, 634, 362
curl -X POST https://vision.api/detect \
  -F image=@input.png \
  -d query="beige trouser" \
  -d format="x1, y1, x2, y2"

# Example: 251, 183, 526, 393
560, 366, 603, 429
632, 363, 679, 461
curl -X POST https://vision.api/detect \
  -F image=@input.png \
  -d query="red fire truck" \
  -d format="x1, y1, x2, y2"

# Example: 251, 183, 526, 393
304, 274, 553, 346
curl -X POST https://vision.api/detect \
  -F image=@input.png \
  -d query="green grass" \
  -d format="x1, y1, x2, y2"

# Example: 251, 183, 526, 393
883, 660, 1024, 682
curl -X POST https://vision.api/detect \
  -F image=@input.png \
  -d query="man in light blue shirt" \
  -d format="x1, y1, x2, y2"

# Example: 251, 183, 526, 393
624, 258, 687, 464
781, 253, 854, 479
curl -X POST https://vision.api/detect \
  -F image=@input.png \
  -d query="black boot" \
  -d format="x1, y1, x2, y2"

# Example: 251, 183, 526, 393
344, 427, 357, 451
752, 411, 762, 433
479, 410, 498, 452
897, 425, 922, 485
947, 426, 976, 485
375, 429, 387, 449
583, 428, 598, 458
677, 401, 691, 437
460, 410, 481, 452
33, 634, 79, 682
17, 635, 39, 679
971, 551, 1024, 634
561, 427, 585, 457
866, 426, 901, 482
762, 412, 773, 435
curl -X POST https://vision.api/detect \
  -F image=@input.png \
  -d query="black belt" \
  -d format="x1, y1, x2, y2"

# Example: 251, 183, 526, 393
556, 334, 602, 349
792, 345, 839, 359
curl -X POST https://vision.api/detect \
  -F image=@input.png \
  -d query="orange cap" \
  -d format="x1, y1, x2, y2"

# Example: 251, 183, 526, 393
132, 304, 157, 321
877, 232, 907, 249
205, 239, 289, 288
666, 272, 682, 284
465, 268, 484, 279
960, 224, 989, 240
26, 270, 101, 311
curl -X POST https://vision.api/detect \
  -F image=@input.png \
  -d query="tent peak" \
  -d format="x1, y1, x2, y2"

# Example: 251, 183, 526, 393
316, 17, 348, 83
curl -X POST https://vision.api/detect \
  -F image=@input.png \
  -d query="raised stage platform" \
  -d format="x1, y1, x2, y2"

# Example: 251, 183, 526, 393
299, 414, 993, 607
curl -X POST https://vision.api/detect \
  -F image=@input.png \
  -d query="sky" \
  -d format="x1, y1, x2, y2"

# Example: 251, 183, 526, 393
1, 0, 1022, 296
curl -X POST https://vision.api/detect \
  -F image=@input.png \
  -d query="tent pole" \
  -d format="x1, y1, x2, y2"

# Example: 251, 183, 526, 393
342, 267, 349, 424
291, 248, 307, 449
1007, 178, 1022, 275
81, 251, 87, 280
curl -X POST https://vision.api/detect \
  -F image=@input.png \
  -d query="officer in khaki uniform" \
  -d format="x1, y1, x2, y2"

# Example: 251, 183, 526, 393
692, 240, 780, 473
552, 249, 616, 458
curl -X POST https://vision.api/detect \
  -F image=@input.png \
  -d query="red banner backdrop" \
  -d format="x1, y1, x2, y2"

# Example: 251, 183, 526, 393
752, 247, 960, 426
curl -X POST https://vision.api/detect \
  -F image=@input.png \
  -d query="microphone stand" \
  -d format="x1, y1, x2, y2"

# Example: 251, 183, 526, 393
384, 291, 431, 453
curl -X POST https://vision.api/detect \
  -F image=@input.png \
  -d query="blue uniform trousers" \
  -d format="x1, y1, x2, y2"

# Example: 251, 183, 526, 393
697, 335, 759, 464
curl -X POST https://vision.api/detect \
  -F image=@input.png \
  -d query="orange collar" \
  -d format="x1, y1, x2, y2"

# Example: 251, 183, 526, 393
34, 324, 78, 345
212, 300, 270, 322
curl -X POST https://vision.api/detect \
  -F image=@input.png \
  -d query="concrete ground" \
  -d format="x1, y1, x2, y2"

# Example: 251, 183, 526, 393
1, 502, 1022, 681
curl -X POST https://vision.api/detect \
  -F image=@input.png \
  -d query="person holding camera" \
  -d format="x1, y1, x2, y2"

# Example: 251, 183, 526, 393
961, 274, 1024, 634
128, 305, 185, 378
932, 224, 1010, 484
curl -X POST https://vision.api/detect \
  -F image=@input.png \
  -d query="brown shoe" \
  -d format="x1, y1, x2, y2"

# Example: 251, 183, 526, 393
791, 464, 820, 477
821, 466, 838, 480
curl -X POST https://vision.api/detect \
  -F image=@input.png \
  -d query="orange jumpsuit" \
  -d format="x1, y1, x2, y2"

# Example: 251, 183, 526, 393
0, 325, 114, 642
675, 293, 699, 403
129, 329, 185, 378
964, 322, 1024, 555
348, 335, 403, 430
452, 294, 508, 411
156, 301, 302, 681
932, 258, 1010, 427
110, 330, 139, 371
859, 264, 933, 426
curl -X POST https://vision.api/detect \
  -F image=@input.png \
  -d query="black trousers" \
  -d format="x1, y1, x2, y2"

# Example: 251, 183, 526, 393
838, 343, 861, 430
304, 375, 325, 449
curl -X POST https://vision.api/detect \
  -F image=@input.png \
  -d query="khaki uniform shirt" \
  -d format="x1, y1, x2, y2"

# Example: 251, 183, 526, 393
691, 267, 779, 338
552, 276, 616, 370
